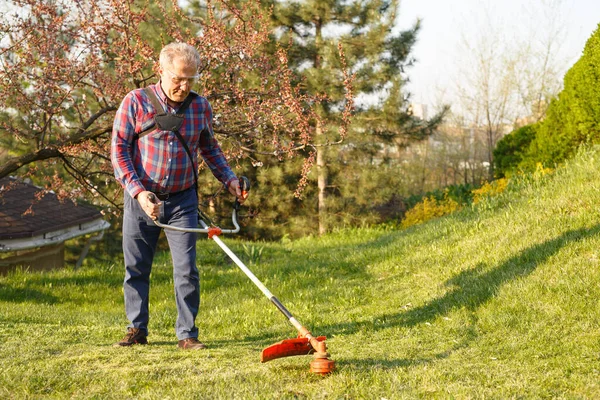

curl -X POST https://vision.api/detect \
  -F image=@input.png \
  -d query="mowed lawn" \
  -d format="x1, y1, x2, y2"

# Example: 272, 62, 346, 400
2, 149, 600, 399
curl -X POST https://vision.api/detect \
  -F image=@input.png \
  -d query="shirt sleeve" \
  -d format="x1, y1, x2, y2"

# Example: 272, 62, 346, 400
110, 92, 146, 198
199, 102, 238, 187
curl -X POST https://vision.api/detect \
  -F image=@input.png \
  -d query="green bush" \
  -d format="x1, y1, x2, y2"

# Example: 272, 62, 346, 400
520, 24, 600, 168
493, 123, 538, 177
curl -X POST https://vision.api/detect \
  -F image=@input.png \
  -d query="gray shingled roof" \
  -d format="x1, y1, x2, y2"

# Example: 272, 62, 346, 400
0, 177, 104, 240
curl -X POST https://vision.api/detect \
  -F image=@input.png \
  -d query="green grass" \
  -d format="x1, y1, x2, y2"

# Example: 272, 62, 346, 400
2, 148, 600, 398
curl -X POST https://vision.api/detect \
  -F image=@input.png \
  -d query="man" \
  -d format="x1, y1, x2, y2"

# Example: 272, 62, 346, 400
111, 42, 245, 350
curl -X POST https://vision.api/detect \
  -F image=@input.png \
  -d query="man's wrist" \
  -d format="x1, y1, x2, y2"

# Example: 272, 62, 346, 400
127, 181, 146, 200
130, 187, 147, 200
225, 177, 239, 189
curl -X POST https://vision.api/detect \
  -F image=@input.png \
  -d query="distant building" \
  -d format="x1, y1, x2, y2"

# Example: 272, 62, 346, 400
409, 103, 428, 120
0, 177, 110, 273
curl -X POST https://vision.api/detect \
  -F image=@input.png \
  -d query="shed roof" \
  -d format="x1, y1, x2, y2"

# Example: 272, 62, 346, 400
0, 177, 104, 240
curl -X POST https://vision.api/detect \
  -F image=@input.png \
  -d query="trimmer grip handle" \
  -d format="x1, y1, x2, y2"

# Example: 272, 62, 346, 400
147, 192, 158, 203
234, 176, 251, 211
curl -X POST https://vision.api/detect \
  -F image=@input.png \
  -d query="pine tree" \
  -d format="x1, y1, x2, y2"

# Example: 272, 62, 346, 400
257, 0, 446, 234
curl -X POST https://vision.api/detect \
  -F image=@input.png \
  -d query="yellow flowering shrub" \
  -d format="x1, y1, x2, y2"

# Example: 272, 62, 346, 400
471, 177, 509, 205
533, 162, 553, 178
401, 193, 460, 229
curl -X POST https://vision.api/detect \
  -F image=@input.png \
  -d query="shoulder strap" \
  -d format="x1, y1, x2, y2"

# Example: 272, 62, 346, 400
137, 87, 164, 138
172, 129, 199, 189
177, 92, 197, 115
143, 87, 198, 116
143, 87, 165, 115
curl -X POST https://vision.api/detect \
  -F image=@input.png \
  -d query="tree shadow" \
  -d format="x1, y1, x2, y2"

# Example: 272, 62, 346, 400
0, 283, 59, 304
400, 224, 600, 327
322, 224, 600, 335
235, 224, 600, 371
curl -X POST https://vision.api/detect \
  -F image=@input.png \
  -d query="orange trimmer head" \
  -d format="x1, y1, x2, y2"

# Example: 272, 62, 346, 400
261, 335, 335, 375
261, 336, 326, 362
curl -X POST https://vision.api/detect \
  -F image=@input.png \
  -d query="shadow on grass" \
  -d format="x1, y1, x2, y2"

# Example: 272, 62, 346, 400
321, 224, 600, 335
0, 270, 122, 305
0, 283, 59, 304
398, 224, 600, 327
105, 224, 600, 372
239, 224, 600, 371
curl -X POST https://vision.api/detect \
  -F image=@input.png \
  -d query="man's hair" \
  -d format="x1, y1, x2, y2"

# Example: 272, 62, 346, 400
159, 42, 201, 70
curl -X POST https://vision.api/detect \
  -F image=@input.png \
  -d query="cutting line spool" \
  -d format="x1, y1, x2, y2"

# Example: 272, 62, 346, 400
310, 352, 336, 375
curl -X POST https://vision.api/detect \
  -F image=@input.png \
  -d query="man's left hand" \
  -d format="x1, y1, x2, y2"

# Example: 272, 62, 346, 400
228, 179, 248, 204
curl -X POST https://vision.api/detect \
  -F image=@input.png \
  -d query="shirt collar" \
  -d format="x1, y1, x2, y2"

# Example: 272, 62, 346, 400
154, 80, 171, 105
155, 79, 195, 110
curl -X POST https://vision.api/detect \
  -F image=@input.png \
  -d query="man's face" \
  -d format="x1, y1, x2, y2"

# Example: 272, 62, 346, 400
159, 57, 199, 103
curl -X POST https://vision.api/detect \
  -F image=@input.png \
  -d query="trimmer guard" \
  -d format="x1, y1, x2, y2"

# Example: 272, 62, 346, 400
261, 336, 327, 363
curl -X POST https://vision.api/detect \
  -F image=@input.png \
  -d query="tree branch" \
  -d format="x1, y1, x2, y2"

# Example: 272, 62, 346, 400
0, 111, 114, 179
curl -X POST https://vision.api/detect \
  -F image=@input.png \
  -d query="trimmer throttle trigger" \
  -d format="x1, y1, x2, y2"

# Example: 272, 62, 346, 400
239, 176, 250, 198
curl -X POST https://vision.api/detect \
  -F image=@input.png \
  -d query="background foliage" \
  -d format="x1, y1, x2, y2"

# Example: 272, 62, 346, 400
1, 3, 599, 246
496, 24, 600, 176
0, 0, 445, 243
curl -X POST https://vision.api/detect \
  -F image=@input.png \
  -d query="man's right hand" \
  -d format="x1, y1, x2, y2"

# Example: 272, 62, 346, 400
137, 191, 161, 220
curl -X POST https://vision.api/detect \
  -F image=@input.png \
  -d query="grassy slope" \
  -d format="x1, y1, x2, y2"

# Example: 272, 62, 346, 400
1, 148, 600, 399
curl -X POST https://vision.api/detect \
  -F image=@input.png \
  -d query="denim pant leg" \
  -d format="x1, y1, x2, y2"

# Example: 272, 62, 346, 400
162, 189, 199, 340
122, 192, 161, 336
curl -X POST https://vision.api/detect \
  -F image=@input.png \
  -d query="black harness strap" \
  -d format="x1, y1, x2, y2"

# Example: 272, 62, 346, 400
140, 87, 199, 186
138, 87, 196, 138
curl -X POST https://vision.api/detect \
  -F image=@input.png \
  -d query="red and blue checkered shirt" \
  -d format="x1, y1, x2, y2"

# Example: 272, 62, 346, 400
111, 82, 237, 199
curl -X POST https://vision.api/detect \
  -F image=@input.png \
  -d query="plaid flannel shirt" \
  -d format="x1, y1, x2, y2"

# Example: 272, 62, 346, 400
111, 82, 237, 199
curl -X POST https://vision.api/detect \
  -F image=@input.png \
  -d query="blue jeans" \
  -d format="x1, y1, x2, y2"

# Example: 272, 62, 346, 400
122, 188, 199, 340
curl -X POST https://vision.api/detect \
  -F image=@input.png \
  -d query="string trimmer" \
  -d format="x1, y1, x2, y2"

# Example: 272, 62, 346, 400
150, 177, 335, 375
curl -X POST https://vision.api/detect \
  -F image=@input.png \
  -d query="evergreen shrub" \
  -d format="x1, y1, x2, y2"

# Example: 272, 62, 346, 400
519, 24, 600, 168
493, 123, 538, 177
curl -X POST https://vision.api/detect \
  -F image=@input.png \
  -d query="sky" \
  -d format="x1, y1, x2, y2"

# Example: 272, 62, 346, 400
394, 0, 600, 114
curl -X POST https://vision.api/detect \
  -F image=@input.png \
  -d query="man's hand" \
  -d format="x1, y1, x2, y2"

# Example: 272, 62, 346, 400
228, 179, 248, 204
137, 191, 161, 220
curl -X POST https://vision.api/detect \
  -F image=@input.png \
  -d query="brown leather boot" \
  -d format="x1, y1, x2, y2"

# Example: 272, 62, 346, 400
114, 328, 148, 347
178, 338, 207, 350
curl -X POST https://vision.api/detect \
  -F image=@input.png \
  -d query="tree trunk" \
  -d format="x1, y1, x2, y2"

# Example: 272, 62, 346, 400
314, 17, 327, 235
316, 122, 327, 235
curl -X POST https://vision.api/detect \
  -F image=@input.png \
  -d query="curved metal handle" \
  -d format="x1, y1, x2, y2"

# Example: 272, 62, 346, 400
153, 207, 241, 234
151, 175, 250, 234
